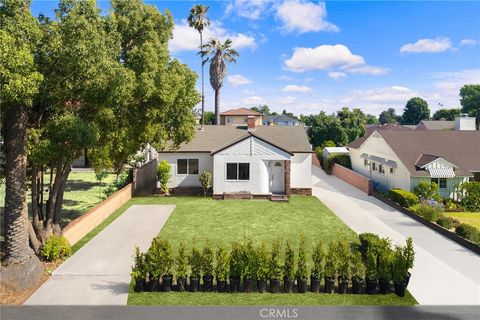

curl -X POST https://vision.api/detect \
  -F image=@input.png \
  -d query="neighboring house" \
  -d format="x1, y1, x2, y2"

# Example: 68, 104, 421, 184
72, 149, 89, 167
348, 130, 480, 198
157, 122, 313, 199
366, 123, 413, 134
220, 108, 263, 126
263, 115, 300, 126
322, 147, 349, 159
415, 115, 477, 131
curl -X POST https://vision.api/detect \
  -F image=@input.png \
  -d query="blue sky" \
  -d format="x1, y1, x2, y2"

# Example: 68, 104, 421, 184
31, 1, 480, 116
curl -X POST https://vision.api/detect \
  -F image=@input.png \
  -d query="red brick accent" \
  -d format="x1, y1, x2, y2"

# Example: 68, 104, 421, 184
312, 155, 321, 167
291, 188, 312, 196
332, 164, 374, 195
284, 160, 291, 197
170, 187, 208, 196
247, 116, 256, 130
223, 192, 253, 200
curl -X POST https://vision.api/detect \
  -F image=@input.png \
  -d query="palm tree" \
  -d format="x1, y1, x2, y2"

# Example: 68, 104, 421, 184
200, 38, 239, 125
188, 4, 210, 126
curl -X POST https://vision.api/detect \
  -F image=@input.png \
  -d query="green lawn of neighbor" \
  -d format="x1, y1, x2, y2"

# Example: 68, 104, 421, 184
126, 196, 416, 306
445, 212, 480, 229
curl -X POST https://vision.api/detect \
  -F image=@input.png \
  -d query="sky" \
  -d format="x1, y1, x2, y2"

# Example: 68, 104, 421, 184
30, 0, 480, 117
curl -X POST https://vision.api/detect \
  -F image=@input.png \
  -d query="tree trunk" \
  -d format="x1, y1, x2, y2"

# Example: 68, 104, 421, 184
200, 31, 205, 126
1, 104, 43, 290
215, 88, 220, 125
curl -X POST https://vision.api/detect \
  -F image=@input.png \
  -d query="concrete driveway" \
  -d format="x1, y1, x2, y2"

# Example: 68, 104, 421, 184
312, 165, 480, 305
25, 205, 175, 305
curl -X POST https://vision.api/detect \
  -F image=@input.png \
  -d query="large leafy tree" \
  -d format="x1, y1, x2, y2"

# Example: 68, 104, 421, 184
460, 84, 480, 129
378, 108, 401, 124
200, 38, 239, 125
301, 112, 348, 148
401, 97, 430, 125
432, 108, 461, 121
0, 0, 43, 290
251, 105, 271, 116
336, 108, 367, 142
188, 4, 210, 126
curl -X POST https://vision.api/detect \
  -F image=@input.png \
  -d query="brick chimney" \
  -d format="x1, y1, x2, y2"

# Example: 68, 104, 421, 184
247, 115, 256, 131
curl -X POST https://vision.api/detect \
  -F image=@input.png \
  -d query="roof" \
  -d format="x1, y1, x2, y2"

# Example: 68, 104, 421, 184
351, 130, 480, 177
162, 125, 312, 154
414, 154, 441, 168
264, 115, 299, 123
348, 123, 413, 149
416, 120, 455, 131
324, 147, 349, 154
220, 108, 263, 116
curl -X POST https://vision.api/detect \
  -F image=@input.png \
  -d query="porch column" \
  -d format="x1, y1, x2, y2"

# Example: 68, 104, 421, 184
284, 160, 291, 197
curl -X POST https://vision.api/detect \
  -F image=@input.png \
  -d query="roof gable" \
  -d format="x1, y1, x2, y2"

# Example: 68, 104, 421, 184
220, 108, 263, 116
213, 135, 291, 158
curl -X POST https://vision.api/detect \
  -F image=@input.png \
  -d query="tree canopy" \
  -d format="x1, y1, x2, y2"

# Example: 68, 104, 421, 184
432, 108, 461, 121
460, 84, 480, 129
378, 108, 401, 124
401, 97, 430, 125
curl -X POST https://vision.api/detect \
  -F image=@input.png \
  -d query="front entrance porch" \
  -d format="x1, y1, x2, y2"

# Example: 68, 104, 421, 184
264, 159, 291, 197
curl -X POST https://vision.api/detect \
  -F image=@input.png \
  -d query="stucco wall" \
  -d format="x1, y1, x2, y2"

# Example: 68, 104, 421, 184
157, 152, 213, 188
291, 153, 312, 188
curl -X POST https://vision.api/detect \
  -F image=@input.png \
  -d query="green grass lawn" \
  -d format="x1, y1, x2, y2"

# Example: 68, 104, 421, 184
126, 196, 416, 306
445, 212, 480, 229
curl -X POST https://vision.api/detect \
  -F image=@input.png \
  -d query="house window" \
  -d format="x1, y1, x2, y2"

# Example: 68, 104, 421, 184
378, 164, 385, 174
431, 178, 447, 189
227, 117, 232, 124
226, 163, 250, 181
389, 167, 395, 174
364, 159, 369, 167
177, 159, 198, 175
372, 162, 377, 171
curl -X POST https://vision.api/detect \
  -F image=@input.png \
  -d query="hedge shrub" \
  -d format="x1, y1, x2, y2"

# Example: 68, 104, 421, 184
457, 182, 480, 212
435, 216, 456, 229
455, 223, 480, 245
323, 154, 351, 174
41, 235, 72, 261
388, 189, 419, 207
411, 203, 444, 222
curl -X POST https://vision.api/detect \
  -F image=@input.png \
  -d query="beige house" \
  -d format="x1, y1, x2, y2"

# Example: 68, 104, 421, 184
220, 108, 263, 126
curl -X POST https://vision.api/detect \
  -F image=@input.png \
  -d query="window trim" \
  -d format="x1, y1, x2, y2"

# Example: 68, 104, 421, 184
176, 158, 199, 175
225, 162, 250, 181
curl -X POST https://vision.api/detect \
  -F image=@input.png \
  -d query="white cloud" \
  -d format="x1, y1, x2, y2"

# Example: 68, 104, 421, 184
243, 89, 255, 95
225, 0, 269, 20
280, 96, 297, 105
328, 71, 347, 80
169, 20, 256, 52
276, 1, 338, 33
284, 44, 387, 77
400, 37, 452, 53
432, 68, 480, 91
459, 39, 477, 46
275, 75, 294, 81
282, 84, 313, 93
242, 96, 266, 105
227, 74, 253, 87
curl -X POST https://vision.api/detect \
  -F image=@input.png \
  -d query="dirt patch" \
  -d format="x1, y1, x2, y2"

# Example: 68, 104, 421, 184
0, 260, 62, 305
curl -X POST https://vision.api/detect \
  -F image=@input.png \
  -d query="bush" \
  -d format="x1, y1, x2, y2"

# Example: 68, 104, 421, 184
388, 189, 419, 207
198, 170, 212, 197
201, 241, 214, 277
157, 160, 171, 194
229, 241, 244, 278
176, 242, 189, 279
145, 237, 173, 278
269, 239, 282, 280
365, 249, 377, 281
359, 233, 382, 258
411, 203, 444, 222
255, 242, 270, 280
295, 236, 308, 279
404, 237, 415, 271
444, 198, 460, 211
350, 251, 365, 280
376, 238, 393, 282
334, 239, 351, 279
455, 223, 480, 245
41, 235, 72, 261
457, 182, 480, 211
324, 242, 337, 279
283, 240, 295, 280
104, 169, 133, 197
323, 153, 351, 174
413, 181, 442, 203
131, 246, 147, 280
243, 239, 256, 279
311, 240, 325, 279
392, 246, 408, 284
215, 245, 229, 281
189, 242, 203, 278
436, 216, 456, 229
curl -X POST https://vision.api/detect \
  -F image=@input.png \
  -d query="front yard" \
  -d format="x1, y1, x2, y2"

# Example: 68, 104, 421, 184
445, 212, 480, 229
127, 196, 416, 306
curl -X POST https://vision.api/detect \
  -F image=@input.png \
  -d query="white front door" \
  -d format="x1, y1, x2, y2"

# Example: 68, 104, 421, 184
269, 161, 284, 194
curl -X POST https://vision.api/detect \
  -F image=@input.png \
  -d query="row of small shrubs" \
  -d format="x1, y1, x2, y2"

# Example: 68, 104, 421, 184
322, 154, 351, 174
131, 234, 414, 296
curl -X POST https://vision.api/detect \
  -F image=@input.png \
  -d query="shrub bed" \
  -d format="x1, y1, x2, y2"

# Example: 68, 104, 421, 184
455, 223, 480, 245
130, 234, 414, 297
387, 189, 419, 207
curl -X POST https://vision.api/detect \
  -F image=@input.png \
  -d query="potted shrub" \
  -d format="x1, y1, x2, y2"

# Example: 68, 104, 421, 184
215, 245, 229, 292
283, 240, 295, 293
175, 242, 189, 292
335, 240, 351, 294
229, 241, 244, 292
323, 242, 336, 294
189, 242, 202, 292
201, 241, 214, 292
365, 249, 377, 294
310, 241, 325, 293
392, 246, 408, 297
350, 251, 365, 294
157, 160, 171, 194
243, 239, 256, 293
404, 237, 415, 287
255, 242, 269, 293
296, 237, 308, 294
158, 239, 174, 292
377, 239, 393, 294
145, 237, 162, 291
269, 239, 282, 293
131, 246, 146, 292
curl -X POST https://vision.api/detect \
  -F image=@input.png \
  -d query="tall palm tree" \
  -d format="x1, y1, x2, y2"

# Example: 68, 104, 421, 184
188, 4, 210, 126
200, 38, 239, 125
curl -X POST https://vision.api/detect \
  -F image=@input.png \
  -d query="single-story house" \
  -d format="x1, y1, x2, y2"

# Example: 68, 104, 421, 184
263, 115, 300, 126
322, 147, 349, 159
220, 108, 264, 126
157, 121, 313, 199
347, 130, 480, 198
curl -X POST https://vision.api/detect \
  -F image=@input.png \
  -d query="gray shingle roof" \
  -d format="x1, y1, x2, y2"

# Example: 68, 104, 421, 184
416, 120, 455, 130
161, 125, 312, 154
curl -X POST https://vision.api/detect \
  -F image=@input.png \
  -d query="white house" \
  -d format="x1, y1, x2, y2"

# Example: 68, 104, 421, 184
347, 130, 480, 198
157, 121, 313, 199
322, 147, 349, 159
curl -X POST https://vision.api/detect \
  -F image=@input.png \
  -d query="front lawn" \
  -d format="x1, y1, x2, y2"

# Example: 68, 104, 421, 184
127, 196, 416, 305
445, 212, 480, 229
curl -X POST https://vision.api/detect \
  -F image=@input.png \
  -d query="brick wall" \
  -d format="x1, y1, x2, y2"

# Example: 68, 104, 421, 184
332, 164, 373, 195
312, 155, 321, 167
62, 183, 132, 245
284, 160, 291, 196
291, 188, 312, 196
